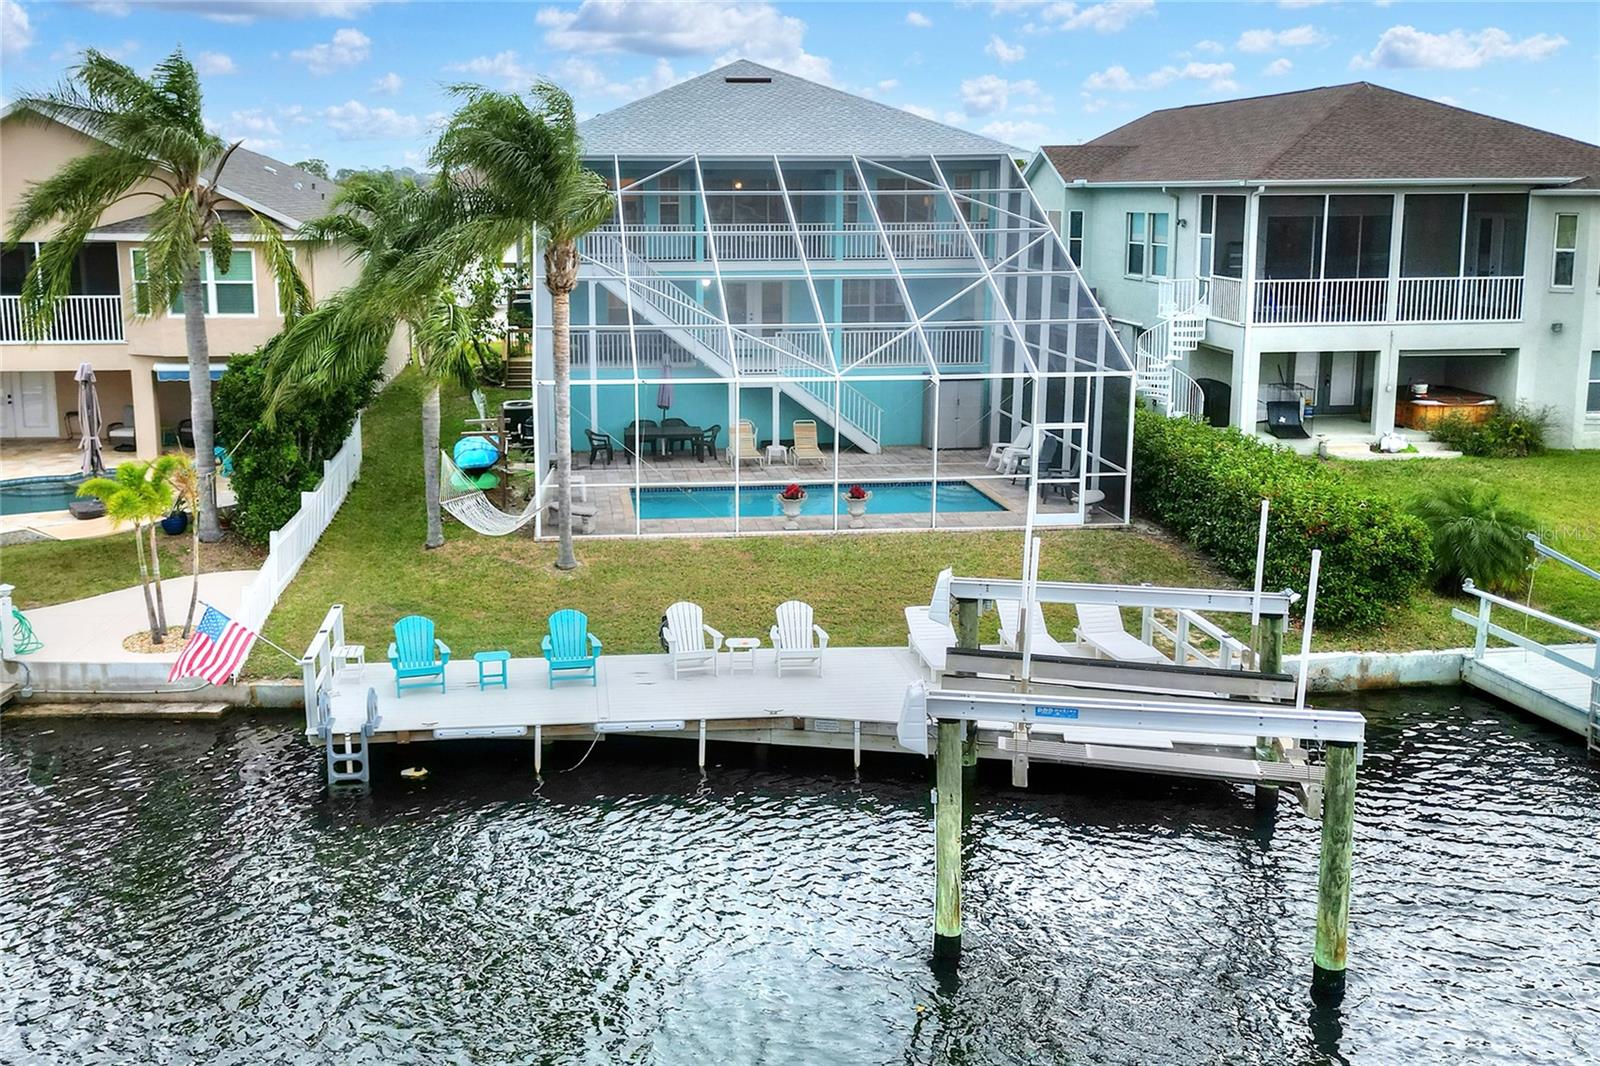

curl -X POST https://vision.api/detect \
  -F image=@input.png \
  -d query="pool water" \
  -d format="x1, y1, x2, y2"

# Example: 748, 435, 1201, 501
0, 474, 87, 516
634, 480, 1005, 519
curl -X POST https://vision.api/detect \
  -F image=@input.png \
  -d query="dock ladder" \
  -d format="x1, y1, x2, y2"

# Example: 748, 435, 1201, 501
317, 687, 382, 787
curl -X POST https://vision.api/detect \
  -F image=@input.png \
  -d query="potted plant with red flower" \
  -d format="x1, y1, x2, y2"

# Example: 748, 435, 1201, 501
841, 483, 872, 526
777, 482, 807, 527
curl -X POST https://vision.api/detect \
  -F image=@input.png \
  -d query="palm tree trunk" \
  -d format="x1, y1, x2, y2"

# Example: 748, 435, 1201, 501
132, 523, 160, 642
182, 264, 223, 543
548, 245, 578, 571
147, 522, 169, 635
183, 498, 201, 637
423, 381, 444, 549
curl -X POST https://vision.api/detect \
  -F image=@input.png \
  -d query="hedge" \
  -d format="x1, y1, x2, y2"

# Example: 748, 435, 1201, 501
1131, 410, 1432, 629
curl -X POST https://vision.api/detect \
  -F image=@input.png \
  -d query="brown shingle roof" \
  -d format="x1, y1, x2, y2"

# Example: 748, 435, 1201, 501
1040, 83, 1600, 188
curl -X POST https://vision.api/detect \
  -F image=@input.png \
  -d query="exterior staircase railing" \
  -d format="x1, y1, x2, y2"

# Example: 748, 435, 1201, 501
1135, 279, 1208, 421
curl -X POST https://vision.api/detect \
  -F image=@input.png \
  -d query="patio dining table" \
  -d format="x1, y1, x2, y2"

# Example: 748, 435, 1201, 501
627, 424, 708, 461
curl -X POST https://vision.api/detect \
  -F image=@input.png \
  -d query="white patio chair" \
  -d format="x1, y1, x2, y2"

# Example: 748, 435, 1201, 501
106, 404, 137, 451
731, 420, 762, 467
904, 567, 956, 677
1073, 603, 1167, 664
664, 601, 723, 678
996, 599, 1072, 657
770, 599, 828, 675
986, 423, 1031, 472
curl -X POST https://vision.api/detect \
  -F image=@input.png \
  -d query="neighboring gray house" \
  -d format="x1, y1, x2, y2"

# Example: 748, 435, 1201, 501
1025, 83, 1600, 450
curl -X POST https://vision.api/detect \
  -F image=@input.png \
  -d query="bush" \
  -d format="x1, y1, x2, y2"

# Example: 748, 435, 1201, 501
1409, 483, 1535, 594
214, 346, 381, 544
1132, 411, 1432, 629
1429, 403, 1551, 458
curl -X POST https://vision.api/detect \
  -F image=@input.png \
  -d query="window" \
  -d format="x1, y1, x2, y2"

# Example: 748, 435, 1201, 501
133, 248, 256, 316
842, 278, 904, 323
1589, 352, 1600, 415
1198, 195, 1214, 278
1047, 209, 1062, 235
1125, 211, 1168, 277
1067, 210, 1084, 267
876, 177, 934, 224
658, 175, 681, 226
1553, 213, 1578, 288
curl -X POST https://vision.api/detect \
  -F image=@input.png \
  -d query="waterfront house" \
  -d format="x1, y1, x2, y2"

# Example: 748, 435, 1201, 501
1024, 84, 1600, 449
517, 60, 1134, 535
0, 103, 402, 459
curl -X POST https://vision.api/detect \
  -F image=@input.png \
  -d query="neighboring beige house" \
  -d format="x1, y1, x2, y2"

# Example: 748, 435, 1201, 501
1, 104, 390, 458
1025, 84, 1600, 450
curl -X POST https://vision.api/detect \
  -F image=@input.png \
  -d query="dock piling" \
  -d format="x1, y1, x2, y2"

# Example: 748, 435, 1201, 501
934, 718, 963, 959
1255, 613, 1287, 811
1312, 739, 1358, 1000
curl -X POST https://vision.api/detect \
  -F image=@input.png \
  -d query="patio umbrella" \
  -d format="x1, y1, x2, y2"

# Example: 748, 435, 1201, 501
655, 358, 674, 420
74, 361, 106, 477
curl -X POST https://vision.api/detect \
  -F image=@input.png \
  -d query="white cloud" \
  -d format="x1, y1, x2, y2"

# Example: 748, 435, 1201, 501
85, 1, 373, 23
445, 51, 532, 88
876, 78, 899, 92
551, 56, 687, 98
906, 10, 932, 28
960, 74, 1047, 116
1263, 57, 1293, 76
291, 27, 371, 75
1041, 0, 1156, 34
2, 0, 32, 57
1084, 61, 1238, 92
1237, 25, 1327, 53
980, 118, 1048, 145
1194, 39, 1224, 54
537, 0, 832, 83
372, 71, 403, 95
52, 38, 139, 63
1353, 25, 1568, 70
195, 51, 236, 75
986, 35, 1026, 63
902, 103, 939, 120
209, 107, 282, 149
1277, 0, 1328, 7
321, 100, 430, 141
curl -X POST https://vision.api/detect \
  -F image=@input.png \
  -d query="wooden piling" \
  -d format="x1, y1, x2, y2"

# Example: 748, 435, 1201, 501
1312, 739, 1357, 1000
954, 596, 980, 650
1255, 613, 1287, 809
934, 718, 963, 959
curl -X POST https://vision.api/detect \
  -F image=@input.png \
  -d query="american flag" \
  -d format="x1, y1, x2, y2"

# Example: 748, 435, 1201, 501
168, 605, 258, 685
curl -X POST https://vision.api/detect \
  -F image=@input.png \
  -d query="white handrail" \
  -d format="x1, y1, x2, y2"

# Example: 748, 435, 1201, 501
1, 294, 125, 344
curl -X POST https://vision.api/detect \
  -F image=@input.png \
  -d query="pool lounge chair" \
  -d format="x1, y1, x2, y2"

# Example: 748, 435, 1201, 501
542, 608, 602, 686
388, 615, 450, 696
996, 599, 1072, 657
986, 423, 1031, 472
731, 421, 762, 467
1073, 603, 1167, 664
904, 568, 956, 678
770, 600, 828, 676
664, 601, 723, 678
791, 420, 827, 465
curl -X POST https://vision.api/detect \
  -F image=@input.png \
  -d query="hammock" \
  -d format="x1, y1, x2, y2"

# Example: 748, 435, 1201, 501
439, 450, 540, 536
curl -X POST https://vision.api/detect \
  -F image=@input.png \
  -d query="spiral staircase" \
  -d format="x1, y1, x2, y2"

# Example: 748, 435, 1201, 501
1134, 280, 1209, 420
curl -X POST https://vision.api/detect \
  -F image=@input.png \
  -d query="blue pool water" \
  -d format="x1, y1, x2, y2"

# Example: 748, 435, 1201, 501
0, 474, 86, 516
634, 480, 1005, 520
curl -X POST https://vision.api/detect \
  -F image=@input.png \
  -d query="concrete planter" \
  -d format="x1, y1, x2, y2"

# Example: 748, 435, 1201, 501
842, 491, 872, 528
777, 492, 806, 529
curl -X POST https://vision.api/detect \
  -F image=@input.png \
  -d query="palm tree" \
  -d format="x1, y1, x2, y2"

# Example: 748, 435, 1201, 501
77, 459, 177, 643
166, 455, 204, 637
4, 48, 308, 543
429, 81, 613, 570
266, 173, 489, 548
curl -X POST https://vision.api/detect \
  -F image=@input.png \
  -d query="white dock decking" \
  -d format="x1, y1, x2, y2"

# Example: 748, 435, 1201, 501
1463, 644, 1598, 738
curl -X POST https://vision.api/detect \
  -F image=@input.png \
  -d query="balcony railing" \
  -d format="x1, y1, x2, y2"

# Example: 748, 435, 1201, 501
580, 222, 975, 265
1229, 276, 1523, 326
1252, 278, 1390, 325
1395, 276, 1523, 323
1, 294, 125, 343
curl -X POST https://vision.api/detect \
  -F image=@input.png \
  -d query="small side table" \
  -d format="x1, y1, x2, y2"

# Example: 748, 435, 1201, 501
474, 649, 510, 690
725, 636, 761, 675
763, 444, 791, 468
333, 643, 366, 676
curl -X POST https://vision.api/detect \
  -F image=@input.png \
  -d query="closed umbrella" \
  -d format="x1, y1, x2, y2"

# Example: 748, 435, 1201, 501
655, 358, 673, 420
74, 361, 106, 476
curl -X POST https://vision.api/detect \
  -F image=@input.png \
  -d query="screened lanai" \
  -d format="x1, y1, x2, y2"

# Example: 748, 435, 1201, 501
514, 150, 1134, 538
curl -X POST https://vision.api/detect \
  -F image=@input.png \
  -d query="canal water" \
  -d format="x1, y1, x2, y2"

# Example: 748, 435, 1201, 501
2, 688, 1596, 1064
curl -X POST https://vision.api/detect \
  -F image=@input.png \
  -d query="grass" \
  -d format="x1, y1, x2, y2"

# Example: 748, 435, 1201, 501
2, 534, 183, 610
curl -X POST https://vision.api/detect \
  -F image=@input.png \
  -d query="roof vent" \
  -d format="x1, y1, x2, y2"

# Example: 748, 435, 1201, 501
724, 75, 771, 84
262, 164, 277, 174
293, 181, 304, 190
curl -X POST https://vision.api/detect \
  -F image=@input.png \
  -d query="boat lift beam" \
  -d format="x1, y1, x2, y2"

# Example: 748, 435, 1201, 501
946, 578, 1300, 619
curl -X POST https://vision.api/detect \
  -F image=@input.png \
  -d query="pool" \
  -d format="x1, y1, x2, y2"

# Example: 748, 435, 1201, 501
633, 480, 1005, 520
0, 474, 87, 516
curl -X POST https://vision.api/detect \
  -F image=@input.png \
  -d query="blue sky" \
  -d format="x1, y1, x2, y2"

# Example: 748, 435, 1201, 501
2, 0, 1596, 171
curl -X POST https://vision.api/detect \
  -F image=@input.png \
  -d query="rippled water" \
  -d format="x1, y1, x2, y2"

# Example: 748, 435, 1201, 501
3, 689, 1598, 1064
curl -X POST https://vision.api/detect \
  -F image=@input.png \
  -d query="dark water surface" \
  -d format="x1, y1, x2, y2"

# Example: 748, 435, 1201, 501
2, 689, 1597, 1064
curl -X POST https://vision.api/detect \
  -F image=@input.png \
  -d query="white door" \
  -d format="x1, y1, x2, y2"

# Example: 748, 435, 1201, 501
0, 371, 58, 438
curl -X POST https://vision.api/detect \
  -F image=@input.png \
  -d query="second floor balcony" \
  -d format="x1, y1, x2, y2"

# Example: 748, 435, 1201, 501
580, 221, 979, 267
1199, 274, 1524, 327
0, 294, 126, 344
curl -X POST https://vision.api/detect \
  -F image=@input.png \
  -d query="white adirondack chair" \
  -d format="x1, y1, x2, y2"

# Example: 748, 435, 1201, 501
664, 601, 724, 678
996, 599, 1072, 657
1073, 603, 1167, 664
770, 600, 828, 675
904, 567, 956, 677
986, 423, 1031, 472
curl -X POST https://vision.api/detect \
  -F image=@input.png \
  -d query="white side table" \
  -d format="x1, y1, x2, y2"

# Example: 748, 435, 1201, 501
333, 644, 366, 676
763, 444, 791, 468
725, 637, 760, 675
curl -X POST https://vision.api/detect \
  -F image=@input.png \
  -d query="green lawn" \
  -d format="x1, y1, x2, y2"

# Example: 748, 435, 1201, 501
2, 534, 183, 610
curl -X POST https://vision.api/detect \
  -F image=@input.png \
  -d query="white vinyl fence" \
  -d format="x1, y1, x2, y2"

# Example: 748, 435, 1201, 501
237, 416, 363, 632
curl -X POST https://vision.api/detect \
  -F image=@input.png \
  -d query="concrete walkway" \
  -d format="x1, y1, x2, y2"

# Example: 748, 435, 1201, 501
18, 570, 257, 664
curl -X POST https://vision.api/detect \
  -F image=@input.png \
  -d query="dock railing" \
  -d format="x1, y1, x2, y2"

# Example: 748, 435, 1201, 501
1141, 606, 1256, 671
1453, 580, 1600, 750
301, 603, 347, 735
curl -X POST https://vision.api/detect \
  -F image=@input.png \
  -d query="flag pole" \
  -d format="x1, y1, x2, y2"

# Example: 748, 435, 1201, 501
198, 600, 302, 666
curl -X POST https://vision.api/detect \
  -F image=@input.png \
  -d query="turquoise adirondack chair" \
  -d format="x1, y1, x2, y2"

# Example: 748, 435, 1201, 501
542, 609, 602, 687
388, 615, 450, 697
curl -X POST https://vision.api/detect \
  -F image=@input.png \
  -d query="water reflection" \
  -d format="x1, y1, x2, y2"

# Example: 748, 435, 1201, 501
1, 689, 1597, 1064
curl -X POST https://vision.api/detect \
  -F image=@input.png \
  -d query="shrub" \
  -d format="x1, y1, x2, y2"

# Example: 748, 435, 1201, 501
1409, 483, 1535, 594
1429, 403, 1551, 458
214, 345, 381, 544
1131, 411, 1432, 629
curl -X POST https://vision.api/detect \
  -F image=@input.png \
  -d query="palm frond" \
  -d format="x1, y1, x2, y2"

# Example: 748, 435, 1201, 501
139, 192, 203, 317
254, 214, 313, 324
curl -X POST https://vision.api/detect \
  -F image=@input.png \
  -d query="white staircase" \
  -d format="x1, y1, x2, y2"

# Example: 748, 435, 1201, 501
585, 235, 883, 453
1135, 279, 1208, 420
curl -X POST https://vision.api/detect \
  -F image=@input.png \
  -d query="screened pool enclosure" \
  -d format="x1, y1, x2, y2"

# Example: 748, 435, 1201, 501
514, 152, 1135, 537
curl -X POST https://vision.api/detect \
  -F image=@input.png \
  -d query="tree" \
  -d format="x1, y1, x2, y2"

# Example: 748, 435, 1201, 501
265, 173, 488, 548
295, 158, 330, 179
77, 459, 180, 643
429, 81, 612, 569
166, 455, 204, 637
4, 48, 309, 543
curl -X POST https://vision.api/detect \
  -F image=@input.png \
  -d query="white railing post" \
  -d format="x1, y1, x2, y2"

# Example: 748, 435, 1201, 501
0, 584, 15, 660
1473, 587, 1492, 657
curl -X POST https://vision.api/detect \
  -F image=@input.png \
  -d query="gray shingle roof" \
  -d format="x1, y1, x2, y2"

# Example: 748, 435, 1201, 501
578, 60, 1013, 158
1040, 83, 1600, 188
89, 209, 282, 238
212, 148, 338, 224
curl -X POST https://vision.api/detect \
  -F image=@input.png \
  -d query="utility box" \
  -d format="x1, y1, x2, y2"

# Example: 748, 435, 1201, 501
923, 380, 986, 449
